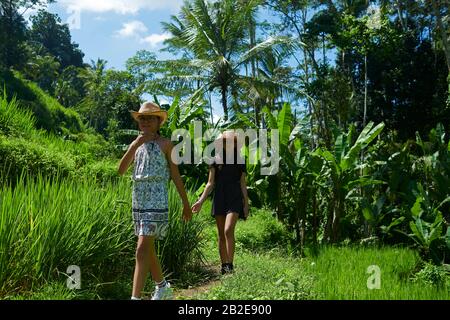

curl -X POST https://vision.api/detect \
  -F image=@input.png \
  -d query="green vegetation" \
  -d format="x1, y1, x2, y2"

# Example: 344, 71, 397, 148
0, 176, 205, 298
0, 70, 84, 134
0, 0, 449, 300
193, 211, 450, 300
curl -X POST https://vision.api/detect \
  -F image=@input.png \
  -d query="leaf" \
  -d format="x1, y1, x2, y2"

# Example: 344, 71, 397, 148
277, 103, 293, 147
346, 178, 385, 191
334, 134, 345, 163
409, 220, 425, 245
316, 149, 339, 175
362, 207, 373, 222
235, 112, 257, 129
382, 216, 405, 233
359, 122, 385, 147
410, 196, 423, 218
446, 227, 450, 249
343, 122, 385, 168
428, 213, 443, 243
262, 106, 277, 130
179, 105, 204, 127
289, 125, 302, 143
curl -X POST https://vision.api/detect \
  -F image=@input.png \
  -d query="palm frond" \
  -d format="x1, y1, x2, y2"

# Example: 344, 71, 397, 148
237, 36, 302, 67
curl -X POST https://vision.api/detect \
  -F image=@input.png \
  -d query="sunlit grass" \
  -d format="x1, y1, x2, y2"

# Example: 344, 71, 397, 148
307, 246, 450, 300
0, 174, 206, 299
195, 211, 450, 300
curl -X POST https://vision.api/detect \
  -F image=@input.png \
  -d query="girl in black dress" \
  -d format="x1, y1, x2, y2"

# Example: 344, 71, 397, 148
192, 131, 249, 274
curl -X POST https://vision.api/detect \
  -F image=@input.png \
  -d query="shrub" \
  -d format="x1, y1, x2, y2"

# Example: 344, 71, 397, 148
0, 135, 76, 182
0, 91, 36, 137
236, 209, 291, 251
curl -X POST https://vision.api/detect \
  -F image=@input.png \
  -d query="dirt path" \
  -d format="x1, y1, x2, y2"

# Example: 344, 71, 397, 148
172, 263, 222, 300
174, 279, 221, 300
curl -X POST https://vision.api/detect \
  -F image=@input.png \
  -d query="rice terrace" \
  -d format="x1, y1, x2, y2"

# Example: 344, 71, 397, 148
0, 0, 449, 302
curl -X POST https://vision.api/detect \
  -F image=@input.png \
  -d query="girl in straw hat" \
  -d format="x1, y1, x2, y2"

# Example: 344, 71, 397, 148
118, 101, 192, 300
191, 130, 249, 275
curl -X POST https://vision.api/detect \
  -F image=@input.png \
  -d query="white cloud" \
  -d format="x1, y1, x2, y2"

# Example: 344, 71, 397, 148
140, 32, 171, 47
115, 21, 148, 38
94, 16, 107, 21
59, 0, 183, 14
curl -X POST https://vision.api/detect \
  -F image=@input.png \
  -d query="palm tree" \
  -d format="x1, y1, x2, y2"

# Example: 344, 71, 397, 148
78, 58, 108, 129
154, 0, 297, 121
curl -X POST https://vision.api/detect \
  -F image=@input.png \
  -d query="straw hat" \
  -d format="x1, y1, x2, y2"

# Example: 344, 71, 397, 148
130, 102, 168, 125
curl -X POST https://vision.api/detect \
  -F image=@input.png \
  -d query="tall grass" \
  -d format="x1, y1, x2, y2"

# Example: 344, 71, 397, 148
0, 174, 206, 298
0, 96, 117, 183
0, 90, 35, 137
158, 185, 207, 280
0, 174, 133, 295
197, 210, 449, 300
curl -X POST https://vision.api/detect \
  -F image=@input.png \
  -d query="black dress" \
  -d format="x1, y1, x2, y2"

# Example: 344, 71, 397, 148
210, 151, 247, 220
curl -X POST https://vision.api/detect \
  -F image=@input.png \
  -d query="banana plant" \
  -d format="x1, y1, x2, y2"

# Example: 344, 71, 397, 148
314, 121, 385, 242
403, 183, 450, 264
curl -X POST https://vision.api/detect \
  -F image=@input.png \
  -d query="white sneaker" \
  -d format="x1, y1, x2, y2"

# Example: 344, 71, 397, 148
151, 282, 173, 300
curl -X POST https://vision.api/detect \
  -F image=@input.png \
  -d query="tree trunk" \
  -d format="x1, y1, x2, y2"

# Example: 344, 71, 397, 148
209, 93, 214, 124
312, 191, 318, 248
301, 9, 315, 150
331, 195, 343, 243
277, 173, 282, 221
396, 0, 406, 31
363, 54, 368, 127
249, 18, 259, 127
221, 86, 228, 120
324, 193, 334, 243
431, 0, 450, 73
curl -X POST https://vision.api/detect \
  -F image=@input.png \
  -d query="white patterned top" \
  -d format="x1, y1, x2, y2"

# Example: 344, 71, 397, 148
132, 141, 170, 182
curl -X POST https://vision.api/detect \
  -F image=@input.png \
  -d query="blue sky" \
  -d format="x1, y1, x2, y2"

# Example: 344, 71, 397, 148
23, 0, 299, 119
42, 0, 184, 70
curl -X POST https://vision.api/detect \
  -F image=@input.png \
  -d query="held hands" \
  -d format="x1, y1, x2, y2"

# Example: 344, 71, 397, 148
191, 200, 203, 214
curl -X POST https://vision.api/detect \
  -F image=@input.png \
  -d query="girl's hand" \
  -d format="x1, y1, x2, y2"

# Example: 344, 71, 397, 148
191, 200, 203, 213
130, 134, 148, 149
182, 205, 193, 222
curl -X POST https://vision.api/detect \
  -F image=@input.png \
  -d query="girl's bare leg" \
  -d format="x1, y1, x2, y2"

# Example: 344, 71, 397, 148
147, 236, 164, 283
132, 235, 163, 298
215, 215, 228, 263
224, 212, 239, 264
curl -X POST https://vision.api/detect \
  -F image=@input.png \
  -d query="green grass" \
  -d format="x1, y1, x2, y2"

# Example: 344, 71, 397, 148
307, 246, 450, 300
199, 249, 316, 300
0, 70, 84, 134
192, 210, 450, 300
0, 91, 118, 183
235, 208, 291, 251
2, 182, 448, 300
0, 175, 206, 299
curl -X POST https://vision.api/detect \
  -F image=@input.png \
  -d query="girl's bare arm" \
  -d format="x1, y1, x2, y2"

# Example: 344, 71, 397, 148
191, 167, 215, 213
118, 139, 140, 175
198, 168, 215, 204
